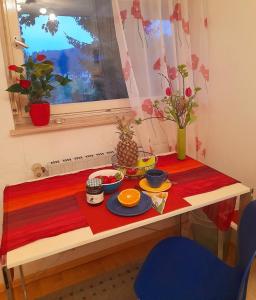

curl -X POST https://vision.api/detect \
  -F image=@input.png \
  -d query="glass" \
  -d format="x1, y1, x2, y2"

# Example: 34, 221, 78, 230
16, 0, 128, 104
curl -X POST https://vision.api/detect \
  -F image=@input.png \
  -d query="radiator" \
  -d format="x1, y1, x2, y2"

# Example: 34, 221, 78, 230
46, 151, 115, 176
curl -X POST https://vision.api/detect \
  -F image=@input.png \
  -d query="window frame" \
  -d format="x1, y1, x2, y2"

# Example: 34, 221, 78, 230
1, 0, 131, 130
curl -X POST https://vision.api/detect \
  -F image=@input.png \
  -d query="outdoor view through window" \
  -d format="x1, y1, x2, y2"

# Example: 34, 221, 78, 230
16, 0, 128, 104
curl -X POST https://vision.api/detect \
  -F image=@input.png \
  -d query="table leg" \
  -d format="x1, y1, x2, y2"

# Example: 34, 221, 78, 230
238, 190, 253, 223
218, 192, 251, 260
179, 214, 182, 236
217, 230, 224, 259
2, 266, 14, 300
19, 266, 29, 300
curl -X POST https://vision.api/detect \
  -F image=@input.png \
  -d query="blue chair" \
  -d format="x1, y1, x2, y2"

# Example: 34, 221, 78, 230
134, 201, 256, 300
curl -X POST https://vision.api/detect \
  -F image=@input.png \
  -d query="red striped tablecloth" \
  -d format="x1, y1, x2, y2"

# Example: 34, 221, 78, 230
1, 154, 238, 255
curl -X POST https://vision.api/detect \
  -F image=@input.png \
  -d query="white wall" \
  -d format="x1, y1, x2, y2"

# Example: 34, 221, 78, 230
206, 0, 256, 191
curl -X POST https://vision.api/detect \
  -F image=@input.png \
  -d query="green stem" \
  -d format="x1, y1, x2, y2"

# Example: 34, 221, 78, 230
158, 73, 173, 89
182, 75, 185, 97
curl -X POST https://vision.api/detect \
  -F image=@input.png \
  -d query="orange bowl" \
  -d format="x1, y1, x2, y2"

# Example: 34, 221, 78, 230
117, 189, 141, 207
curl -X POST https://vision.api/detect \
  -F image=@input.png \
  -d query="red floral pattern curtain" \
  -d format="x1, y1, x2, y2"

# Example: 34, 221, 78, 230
113, 0, 209, 160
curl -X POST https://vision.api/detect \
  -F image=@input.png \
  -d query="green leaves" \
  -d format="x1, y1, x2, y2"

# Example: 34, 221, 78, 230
33, 63, 53, 77
55, 75, 72, 86
136, 63, 201, 128
23, 56, 34, 70
6, 83, 22, 93
15, 67, 24, 74
134, 118, 142, 125
6, 55, 72, 102
177, 64, 188, 78
189, 113, 197, 123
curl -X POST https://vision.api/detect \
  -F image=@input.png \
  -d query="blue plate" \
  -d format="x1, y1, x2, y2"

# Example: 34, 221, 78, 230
106, 192, 152, 217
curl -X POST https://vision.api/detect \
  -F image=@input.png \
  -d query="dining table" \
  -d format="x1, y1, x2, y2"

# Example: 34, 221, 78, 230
0, 152, 251, 300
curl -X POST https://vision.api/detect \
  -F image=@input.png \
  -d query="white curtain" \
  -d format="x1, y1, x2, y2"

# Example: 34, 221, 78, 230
112, 0, 209, 160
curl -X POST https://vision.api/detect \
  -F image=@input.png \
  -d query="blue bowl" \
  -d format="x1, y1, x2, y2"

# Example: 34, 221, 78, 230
89, 169, 124, 194
103, 180, 123, 194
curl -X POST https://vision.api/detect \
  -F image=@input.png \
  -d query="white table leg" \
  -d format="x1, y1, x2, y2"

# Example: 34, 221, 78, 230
2, 266, 15, 300
19, 265, 29, 300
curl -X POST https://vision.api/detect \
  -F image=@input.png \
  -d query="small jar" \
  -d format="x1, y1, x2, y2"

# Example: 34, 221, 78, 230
86, 178, 104, 205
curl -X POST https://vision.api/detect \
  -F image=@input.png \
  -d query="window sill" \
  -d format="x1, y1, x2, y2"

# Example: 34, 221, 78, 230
10, 109, 132, 136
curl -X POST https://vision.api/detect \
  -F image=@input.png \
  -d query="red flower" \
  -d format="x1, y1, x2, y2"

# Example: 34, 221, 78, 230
166, 87, 172, 96
191, 54, 199, 70
154, 108, 164, 120
142, 98, 153, 115
120, 10, 127, 26
131, 0, 142, 19
142, 19, 152, 34
8, 65, 18, 71
182, 19, 189, 34
36, 54, 46, 61
195, 137, 202, 152
20, 79, 31, 89
204, 18, 208, 28
199, 64, 209, 81
167, 65, 177, 80
122, 60, 131, 81
185, 87, 192, 97
170, 3, 182, 21
153, 58, 161, 71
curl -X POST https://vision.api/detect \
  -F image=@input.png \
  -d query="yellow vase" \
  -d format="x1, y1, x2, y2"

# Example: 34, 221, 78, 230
177, 127, 186, 160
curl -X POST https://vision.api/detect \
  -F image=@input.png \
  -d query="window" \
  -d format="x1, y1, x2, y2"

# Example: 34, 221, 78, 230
2, 0, 130, 130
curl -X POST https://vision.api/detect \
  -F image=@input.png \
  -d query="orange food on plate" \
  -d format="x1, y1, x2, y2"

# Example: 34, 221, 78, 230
117, 189, 141, 207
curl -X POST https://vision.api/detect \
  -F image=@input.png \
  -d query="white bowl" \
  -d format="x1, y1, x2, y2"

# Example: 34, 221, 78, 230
88, 169, 124, 193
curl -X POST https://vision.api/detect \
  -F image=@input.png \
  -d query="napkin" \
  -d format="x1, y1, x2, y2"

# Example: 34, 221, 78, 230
142, 191, 168, 214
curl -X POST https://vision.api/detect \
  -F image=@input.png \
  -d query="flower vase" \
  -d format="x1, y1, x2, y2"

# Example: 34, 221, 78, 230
177, 127, 186, 160
29, 102, 50, 126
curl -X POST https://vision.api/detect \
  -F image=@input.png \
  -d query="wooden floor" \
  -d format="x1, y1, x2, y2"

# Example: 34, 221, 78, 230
1, 229, 255, 300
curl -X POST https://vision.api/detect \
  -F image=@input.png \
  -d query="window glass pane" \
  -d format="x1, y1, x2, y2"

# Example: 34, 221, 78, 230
16, 0, 128, 104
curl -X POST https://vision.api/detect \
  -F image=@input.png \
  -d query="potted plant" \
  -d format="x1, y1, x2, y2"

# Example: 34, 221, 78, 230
6, 54, 71, 126
136, 64, 201, 160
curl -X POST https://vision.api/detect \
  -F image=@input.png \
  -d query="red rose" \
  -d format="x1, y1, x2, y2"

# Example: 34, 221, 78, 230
36, 54, 46, 61
20, 80, 31, 89
166, 87, 172, 96
185, 87, 192, 97
8, 65, 18, 71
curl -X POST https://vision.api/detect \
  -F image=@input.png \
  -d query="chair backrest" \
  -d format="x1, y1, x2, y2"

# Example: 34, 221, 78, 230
236, 200, 256, 300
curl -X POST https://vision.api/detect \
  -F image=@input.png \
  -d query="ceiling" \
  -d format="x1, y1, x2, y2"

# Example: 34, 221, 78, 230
18, 0, 112, 17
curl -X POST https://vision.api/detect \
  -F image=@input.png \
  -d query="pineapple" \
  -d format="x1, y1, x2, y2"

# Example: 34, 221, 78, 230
116, 117, 138, 167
